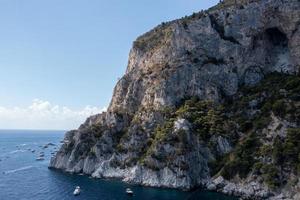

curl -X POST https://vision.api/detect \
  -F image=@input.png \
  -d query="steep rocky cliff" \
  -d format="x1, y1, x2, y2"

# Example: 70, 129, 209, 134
50, 0, 300, 199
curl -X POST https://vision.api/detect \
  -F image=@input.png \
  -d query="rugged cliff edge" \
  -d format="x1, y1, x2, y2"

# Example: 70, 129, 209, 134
50, 0, 300, 199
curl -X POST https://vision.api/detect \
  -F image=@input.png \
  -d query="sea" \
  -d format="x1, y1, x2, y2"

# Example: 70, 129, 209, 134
0, 130, 237, 200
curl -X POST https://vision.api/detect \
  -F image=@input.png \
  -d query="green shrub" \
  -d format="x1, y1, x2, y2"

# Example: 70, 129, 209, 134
221, 133, 260, 179
283, 128, 300, 167
297, 162, 300, 174
261, 101, 272, 114
261, 164, 281, 189
90, 124, 103, 138
260, 144, 272, 156
253, 162, 263, 174
133, 24, 173, 52
116, 143, 127, 153
272, 137, 284, 164
209, 154, 229, 176
253, 116, 271, 130
270, 128, 300, 174
221, 160, 240, 179
285, 77, 300, 90
272, 100, 286, 117
239, 120, 253, 132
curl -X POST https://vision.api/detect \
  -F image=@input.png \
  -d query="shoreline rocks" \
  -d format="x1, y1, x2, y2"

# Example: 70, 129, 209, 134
206, 176, 272, 199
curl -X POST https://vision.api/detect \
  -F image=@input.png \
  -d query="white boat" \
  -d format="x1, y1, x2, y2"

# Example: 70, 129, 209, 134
126, 188, 133, 195
73, 186, 81, 196
36, 157, 44, 161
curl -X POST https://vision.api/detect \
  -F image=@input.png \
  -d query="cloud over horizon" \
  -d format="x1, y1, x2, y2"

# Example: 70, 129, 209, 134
0, 99, 106, 130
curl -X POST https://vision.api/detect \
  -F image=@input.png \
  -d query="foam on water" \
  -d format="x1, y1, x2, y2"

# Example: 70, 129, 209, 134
3, 166, 34, 174
9, 150, 26, 154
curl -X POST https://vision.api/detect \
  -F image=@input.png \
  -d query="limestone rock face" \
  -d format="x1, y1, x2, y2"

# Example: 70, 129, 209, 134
109, 0, 300, 113
50, 0, 300, 199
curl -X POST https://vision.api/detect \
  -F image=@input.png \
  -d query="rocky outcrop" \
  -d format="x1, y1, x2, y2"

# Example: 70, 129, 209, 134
50, 0, 300, 199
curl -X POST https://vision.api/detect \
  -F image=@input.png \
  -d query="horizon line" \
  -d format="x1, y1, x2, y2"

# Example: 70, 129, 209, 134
0, 128, 68, 132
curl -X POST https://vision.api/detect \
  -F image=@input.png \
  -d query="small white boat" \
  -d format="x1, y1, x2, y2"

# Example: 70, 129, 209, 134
36, 157, 44, 161
126, 188, 133, 195
73, 186, 81, 196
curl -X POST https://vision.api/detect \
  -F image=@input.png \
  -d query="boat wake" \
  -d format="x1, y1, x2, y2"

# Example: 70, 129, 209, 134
9, 150, 26, 154
3, 166, 34, 174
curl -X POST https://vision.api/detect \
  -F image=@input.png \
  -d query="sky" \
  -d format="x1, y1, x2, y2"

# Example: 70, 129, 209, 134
0, 0, 219, 130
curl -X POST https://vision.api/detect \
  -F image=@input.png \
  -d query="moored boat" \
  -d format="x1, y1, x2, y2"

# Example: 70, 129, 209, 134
126, 188, 133, 195
73, 186, 81, 196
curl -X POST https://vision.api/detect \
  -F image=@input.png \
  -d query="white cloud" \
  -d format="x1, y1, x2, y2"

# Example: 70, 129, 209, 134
0, 99, 106, 130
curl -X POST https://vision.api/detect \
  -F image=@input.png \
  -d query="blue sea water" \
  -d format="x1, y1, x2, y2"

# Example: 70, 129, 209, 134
0, 130, 237, 200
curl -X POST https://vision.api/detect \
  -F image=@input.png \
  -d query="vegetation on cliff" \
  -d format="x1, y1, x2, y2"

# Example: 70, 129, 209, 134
139, 73, 300, 189
211, 73, 300, 189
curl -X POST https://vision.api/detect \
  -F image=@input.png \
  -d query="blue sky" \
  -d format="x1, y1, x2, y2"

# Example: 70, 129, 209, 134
0, 0, 219, 129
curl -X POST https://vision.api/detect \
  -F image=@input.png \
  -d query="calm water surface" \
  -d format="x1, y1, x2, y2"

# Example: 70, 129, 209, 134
0, 130, 237, 200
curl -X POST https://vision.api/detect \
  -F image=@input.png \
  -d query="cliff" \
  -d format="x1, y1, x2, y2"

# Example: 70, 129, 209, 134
49, 0, 300, 199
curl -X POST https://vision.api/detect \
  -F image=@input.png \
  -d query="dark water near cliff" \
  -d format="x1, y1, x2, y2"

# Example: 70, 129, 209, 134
0, 130, 237, 200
